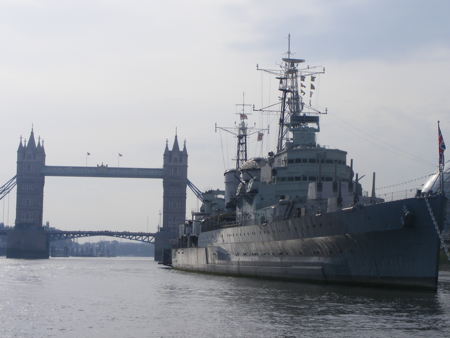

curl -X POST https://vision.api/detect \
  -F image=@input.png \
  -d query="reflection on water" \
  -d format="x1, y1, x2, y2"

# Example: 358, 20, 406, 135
0, 257, 449, 338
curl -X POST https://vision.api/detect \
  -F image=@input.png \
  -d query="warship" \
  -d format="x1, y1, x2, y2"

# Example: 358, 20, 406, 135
172, 38, 448, 290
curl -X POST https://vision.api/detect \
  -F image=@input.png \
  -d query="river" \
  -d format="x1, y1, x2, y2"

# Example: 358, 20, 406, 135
0, 257, 449, 337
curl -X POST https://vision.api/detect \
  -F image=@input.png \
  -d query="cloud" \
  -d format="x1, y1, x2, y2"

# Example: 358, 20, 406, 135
0, 0, 449, 230
222, 0, 450, 60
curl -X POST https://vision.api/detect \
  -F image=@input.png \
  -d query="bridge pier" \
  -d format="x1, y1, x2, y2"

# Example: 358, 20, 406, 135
6, 226, 49, 259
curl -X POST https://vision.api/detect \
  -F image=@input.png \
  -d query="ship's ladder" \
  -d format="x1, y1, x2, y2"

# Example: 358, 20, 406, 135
425, 197, 450, 262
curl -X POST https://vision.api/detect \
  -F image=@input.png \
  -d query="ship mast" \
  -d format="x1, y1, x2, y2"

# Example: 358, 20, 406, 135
216, 93, 267, 169
255, 34, 326, 152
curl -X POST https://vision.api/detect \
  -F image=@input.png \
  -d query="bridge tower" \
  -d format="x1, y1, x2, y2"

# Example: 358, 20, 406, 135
155, 135, 188, 261
15, 128, 46, 227
7, 129, 49, 258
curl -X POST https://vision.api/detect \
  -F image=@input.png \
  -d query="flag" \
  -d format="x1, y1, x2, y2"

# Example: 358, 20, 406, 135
87, 152, 91, 156
300, 75, 305, 82
118, 153, 123, 157
257, 132, 264, 141
311, 76, 316, 82
300, 89, 305, 95
240, 113, 247, 120
310, 83, 315, 90
439, 122, 446, 167
301, 83, 306, 88
310, 91, 314, 97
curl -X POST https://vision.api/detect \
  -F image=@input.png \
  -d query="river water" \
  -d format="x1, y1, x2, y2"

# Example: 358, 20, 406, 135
0, 257, 449, 338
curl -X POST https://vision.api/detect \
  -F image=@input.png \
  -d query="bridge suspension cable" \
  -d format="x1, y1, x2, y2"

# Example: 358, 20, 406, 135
187, 179, 204, 202
0, 176, 16, 201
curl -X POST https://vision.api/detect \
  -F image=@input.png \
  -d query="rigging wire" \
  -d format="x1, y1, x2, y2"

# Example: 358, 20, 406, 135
329, 113, 435, 168
377, 173, 435, 191
218, 129, 227, 171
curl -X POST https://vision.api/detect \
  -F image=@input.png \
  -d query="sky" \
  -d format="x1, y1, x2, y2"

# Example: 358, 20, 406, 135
0, 0, 449, 233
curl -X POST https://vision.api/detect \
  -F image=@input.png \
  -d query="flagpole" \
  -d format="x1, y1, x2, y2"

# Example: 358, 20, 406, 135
438, 121, 444, 194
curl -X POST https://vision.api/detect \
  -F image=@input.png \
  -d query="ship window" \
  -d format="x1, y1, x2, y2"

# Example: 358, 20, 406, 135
309, 159, 316, 163
326, 159, 333, 164
302, 159, 307, 163
295, 176, 301, 181
288, 159, 294, 164
288, 177, 294, 182
302, 176, 307, 181
309, 176, 316, 181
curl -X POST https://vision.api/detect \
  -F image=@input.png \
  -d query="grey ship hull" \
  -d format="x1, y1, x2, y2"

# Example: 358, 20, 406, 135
172, 196, 446, 290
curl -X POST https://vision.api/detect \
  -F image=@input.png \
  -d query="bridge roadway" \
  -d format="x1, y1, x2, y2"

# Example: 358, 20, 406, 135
42, 165, 164, 179
0, 229, 156, 244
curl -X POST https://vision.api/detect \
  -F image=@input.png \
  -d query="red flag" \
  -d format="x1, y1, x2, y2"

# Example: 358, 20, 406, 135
439, 122, 446, 167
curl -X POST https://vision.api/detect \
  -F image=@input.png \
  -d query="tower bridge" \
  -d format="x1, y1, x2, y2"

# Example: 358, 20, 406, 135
1, 128, 188, 259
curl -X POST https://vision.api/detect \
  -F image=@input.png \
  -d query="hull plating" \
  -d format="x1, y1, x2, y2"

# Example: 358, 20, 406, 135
172, 196, 445, 290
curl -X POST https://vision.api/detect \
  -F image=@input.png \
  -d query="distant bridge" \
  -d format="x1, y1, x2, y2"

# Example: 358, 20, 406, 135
47, 230, 156, 243
0, 229, 156, 244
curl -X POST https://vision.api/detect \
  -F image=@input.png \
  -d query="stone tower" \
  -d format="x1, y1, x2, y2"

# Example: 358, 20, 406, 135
15, 128, 46, 228
162, 135, 188, 236
7, 128, 48, 258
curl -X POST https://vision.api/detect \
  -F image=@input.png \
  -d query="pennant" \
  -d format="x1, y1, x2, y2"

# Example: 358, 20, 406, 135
310, 83, 315, 90
240, 113, 248, 120
301, 83, 306, 88
118, 153, 123, 157
310, 91, 314, 97
87, 152, 91, 156
300, 89, 305, 95
300, 75, 305, 82
311, 76, 316, 82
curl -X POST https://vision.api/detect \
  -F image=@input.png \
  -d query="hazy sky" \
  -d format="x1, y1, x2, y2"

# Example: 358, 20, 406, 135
1, 0, 449, 233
